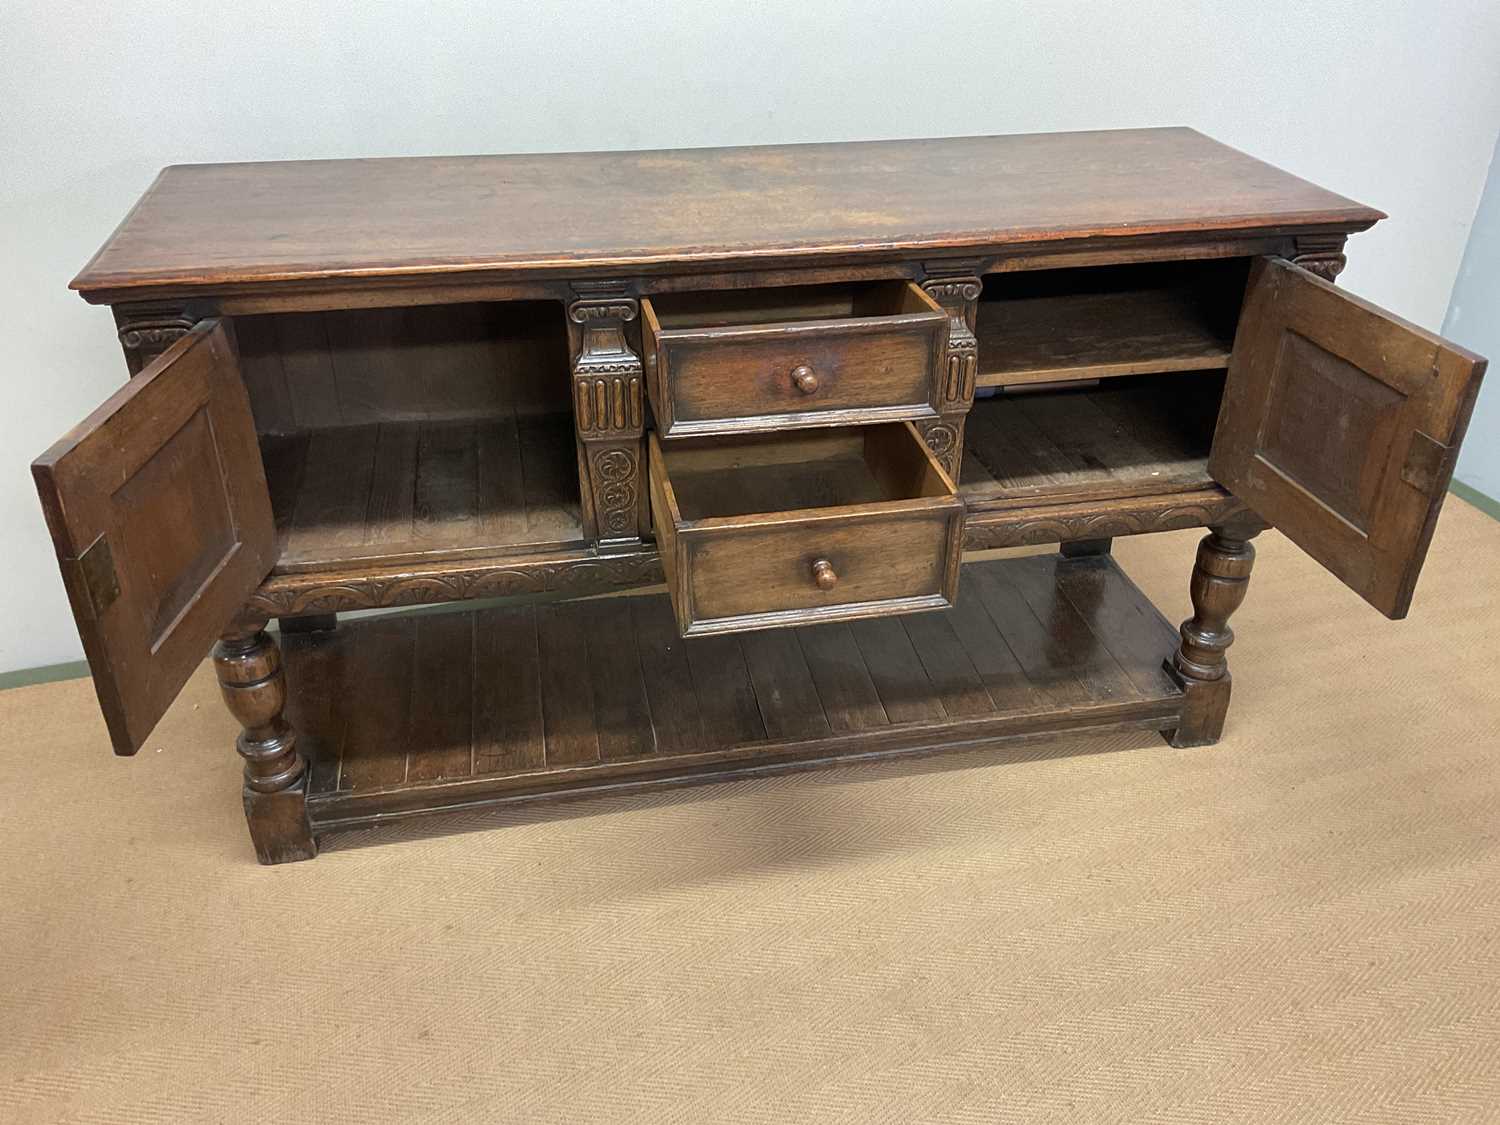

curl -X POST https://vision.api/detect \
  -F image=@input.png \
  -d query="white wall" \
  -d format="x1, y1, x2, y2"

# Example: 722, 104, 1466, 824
1446, 133, 1500, 499
3, 0, 1499, 673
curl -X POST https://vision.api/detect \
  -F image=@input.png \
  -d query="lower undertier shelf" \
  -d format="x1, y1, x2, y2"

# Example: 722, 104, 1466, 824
284, 553, 1187, 834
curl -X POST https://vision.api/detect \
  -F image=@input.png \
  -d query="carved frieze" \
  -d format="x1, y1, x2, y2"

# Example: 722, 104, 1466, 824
246, 550, 664, 618
964, 492, 1249, 551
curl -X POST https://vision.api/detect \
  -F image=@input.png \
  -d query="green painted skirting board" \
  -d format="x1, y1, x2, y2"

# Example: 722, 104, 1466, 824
0, 660, 91, 691
1450, 479, 1500, 522
3, 482, 1497, 693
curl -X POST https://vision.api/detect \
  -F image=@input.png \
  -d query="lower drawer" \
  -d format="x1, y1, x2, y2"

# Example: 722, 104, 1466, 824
648, 422, 964, 636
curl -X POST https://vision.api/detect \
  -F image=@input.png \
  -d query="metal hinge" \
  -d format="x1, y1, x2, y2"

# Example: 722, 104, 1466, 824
78, 534, 120, 618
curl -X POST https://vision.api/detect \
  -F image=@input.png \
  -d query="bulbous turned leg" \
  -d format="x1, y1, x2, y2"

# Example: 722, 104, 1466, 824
1163, 524, 1263, 748
214, 619, 317, 864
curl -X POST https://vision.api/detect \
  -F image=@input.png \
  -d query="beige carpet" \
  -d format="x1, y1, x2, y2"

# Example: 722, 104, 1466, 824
3, 499, 1498, 1123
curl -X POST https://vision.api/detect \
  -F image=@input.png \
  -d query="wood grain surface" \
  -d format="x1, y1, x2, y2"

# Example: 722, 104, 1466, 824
72, 128, 1382, 296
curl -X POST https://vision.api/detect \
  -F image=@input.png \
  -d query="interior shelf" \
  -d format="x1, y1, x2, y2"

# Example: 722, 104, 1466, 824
974, 260, 1246, 388
260, 411, 584, 572
959, 374, 1222, 507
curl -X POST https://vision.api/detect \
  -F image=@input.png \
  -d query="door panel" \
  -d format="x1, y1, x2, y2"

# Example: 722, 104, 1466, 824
33, 320, 276, 754
1210, 257, 1485, 618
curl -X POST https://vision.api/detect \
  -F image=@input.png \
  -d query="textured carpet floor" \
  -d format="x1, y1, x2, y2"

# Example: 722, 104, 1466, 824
2, 499, 1498, 1123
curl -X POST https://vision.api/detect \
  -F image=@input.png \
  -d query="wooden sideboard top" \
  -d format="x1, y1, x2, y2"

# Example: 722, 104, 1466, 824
72, 127, 1383, 299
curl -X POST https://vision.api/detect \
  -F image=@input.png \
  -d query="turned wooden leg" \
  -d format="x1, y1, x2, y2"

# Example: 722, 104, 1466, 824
1163, 525, 1262, 748
1061, 537, 1113, 558
214, 620, 317, 864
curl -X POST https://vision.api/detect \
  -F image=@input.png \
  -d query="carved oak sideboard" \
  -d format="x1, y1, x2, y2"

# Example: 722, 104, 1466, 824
33, 128, 1486, 863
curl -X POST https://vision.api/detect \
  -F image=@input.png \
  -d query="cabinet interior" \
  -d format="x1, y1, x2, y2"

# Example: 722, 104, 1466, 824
230, 259, 1252, 569
235, 301, 583, 571
960, 257, 1248, 506
958, 372, 1225, 506
974, 258, 1248, 389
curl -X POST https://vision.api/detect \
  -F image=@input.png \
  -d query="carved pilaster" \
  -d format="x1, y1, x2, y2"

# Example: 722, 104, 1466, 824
921, 275, 982, 412
113, 302, 198, 376
1290, 234, 1348, 284
568, 288, 646, 547
918, 268, 983, 477
1163, 520, 1265, 748
214, 618, 316, 864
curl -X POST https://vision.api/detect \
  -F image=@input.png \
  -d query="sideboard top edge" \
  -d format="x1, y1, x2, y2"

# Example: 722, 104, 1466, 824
71, 128, 1383, 301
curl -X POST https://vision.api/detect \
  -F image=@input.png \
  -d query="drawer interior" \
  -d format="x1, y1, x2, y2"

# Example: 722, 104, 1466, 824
659, 424, 953, 523
959, 371, 1224, 506
974, 259, 1249, 389
647, 280, 935, 331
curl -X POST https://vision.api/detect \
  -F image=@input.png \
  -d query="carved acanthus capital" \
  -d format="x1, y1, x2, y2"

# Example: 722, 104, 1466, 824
568, 298, 639, 326
1290, 234, 1348, 283
921, 277, 983, 309
114, 303, 198, 375
568, 293, 644, 441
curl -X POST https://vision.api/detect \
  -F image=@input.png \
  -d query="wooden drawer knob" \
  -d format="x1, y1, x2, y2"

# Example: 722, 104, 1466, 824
790, 364, 819, 395
811, 558, 838, 590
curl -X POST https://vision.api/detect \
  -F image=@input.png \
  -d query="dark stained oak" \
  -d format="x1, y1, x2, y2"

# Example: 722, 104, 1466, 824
975, 286, 1232, 387
960, 375, 1224, 508
285, 554, 1186, 822
36, 128, 1489, 864
260, 413, 584, 570
1164, 524, 1265, 748
642, 281, 948, 437
32, 322, 276, 756
71, 129, 1381, 299
649, 422, 965, 635
1209, 257, 1487, 619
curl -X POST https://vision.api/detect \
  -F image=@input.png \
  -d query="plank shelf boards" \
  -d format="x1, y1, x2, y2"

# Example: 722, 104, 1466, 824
284, 552, 1185, 831
973, 260, 1247, 389
975, 287, 1233, 387
260, 411, 584, 572
960, 374, 1223, 508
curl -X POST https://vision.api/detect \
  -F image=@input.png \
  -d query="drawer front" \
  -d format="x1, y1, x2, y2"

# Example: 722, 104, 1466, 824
682, 509, 961, 630
648, 423, 964, 636
643, 283, 948, 438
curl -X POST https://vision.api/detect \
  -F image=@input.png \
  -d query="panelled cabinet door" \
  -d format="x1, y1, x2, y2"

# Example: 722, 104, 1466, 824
1210, 257, 1486, 619
33, 320, 276, 755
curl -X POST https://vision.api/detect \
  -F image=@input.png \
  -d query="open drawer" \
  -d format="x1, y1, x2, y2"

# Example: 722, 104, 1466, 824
641, 281, 949, 438
648, 421, 964, 636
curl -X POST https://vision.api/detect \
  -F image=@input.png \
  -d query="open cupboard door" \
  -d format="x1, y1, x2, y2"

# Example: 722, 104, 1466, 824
1209, 257, 1485, 620
33, 320, 276, 755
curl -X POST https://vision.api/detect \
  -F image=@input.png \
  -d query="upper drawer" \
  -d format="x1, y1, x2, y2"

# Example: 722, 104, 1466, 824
641, 281, 949, 438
